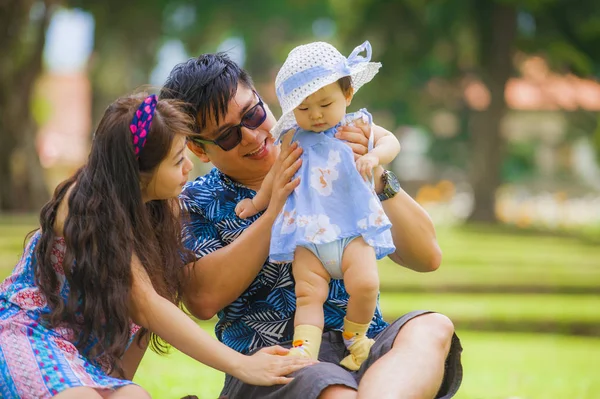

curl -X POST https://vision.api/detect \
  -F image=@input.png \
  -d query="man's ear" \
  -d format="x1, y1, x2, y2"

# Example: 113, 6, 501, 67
187, 140, 211, 163
345, 88, 354, 106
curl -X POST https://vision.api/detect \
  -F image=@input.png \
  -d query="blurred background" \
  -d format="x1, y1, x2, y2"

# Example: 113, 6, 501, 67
1, 0, 599, 398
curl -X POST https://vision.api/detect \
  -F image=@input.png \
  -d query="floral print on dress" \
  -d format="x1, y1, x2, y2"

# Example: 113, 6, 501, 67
358, 198, 389, 229
303, 214, 341, 244
309, 150, 341, 196
10, 287, 47, 310
0, 232, 138, 397
279, 209, 298, 235
270, 109, 395, 263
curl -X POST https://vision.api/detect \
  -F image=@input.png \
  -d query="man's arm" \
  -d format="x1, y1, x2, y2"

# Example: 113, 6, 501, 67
337, 124, 442, 272
373, 165, 442, 272
184, 142, 303, 320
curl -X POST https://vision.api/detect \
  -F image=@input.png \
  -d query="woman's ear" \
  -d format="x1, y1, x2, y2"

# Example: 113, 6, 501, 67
187, 140, 211, 163
345, 88, 354, 106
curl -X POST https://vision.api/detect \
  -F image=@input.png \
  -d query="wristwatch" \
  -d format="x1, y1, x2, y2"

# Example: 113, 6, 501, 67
377, 169, 401, 202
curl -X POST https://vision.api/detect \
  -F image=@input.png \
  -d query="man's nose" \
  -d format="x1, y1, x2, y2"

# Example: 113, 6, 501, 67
240, 126, 259, 146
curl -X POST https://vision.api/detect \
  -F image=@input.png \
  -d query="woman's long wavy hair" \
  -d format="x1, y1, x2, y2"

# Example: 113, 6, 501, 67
33, 93, 196, 375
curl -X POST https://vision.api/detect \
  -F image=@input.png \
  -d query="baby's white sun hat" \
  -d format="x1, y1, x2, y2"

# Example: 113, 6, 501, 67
271, 40, 381, 140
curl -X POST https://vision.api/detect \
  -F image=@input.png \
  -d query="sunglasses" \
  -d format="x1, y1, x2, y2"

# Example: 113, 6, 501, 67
191, 90, 267, 151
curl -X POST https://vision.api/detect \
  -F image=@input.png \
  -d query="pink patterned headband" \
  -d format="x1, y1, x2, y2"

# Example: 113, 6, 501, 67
129, 94, 158, 159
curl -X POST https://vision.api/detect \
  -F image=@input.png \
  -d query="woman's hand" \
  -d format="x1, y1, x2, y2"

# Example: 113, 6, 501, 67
234, 345, 316, 386
265, 141, 302, 219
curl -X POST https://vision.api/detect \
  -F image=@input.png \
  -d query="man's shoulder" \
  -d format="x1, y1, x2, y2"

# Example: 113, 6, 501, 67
180, 168, 246, 219
180, 169, 222, 212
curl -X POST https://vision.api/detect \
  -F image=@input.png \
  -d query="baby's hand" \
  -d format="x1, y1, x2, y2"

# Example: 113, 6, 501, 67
236, 198, 259, 219
356, 153, 380, 181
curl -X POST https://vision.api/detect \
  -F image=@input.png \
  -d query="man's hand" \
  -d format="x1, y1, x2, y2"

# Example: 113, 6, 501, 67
336, 124, 370, 161
265, 141, 303, 219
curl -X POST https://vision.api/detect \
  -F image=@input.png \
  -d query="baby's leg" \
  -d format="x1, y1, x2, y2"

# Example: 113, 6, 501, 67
289, 246, 331, 360
342, 237, 379, 323
340, 236, 379, 370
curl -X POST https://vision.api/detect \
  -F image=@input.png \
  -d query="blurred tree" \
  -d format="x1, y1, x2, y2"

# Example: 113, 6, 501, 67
69, 0, 332, 127
593, 116, 600, 164
0, 0, 58, 211
332, 0, 600, 223
67, 0, 167, 126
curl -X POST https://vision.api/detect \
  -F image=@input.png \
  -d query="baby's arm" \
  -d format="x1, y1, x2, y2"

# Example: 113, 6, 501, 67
235, 130, 296, 219
235, 170, 274, 219
355, 121, 401, 181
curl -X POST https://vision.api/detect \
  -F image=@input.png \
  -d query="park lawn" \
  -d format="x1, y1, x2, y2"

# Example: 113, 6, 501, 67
1, 216, 599, 397
379, 292, 600, 325
1, 217, 599, 291
377, 225, 600, 291
133, 324, 600, 399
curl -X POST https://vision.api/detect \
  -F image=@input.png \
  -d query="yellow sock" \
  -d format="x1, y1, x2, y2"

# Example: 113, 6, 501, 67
287, 324, 323, 360
340, 317, 375, 370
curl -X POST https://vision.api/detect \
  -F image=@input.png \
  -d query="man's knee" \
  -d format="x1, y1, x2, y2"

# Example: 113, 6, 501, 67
295, 362, 357, 398
396, 313, 455, 349
317, 385, 357, 399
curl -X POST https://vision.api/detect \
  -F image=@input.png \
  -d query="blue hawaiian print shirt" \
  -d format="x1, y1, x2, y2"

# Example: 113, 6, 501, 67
180, 168, 388, 354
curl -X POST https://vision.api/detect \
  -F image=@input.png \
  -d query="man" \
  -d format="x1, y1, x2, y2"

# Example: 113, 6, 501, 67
160, 53, 462, 399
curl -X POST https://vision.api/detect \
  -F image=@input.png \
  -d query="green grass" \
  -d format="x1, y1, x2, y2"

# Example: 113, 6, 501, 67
456, 331, 600, 399
378, 225, 600, 291
2, 215, 600, 398
379, 292, 600, 324
133, 324, 600, 399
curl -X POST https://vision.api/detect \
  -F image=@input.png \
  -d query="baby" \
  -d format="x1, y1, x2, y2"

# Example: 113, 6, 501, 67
236, 41, 401, 370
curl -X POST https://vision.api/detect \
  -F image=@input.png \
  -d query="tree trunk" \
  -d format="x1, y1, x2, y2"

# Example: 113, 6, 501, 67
467, 3, 517, 223
0, 0, 55, 211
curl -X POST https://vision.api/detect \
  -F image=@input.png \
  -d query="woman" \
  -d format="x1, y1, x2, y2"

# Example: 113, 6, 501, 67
0, 93, 312, 398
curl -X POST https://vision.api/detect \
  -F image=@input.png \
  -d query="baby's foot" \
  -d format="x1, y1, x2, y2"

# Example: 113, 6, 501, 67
287, 339, 312, 359
340, 335, 375, 370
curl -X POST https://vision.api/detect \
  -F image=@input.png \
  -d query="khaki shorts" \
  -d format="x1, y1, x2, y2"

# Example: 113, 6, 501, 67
218, 310, 463, 399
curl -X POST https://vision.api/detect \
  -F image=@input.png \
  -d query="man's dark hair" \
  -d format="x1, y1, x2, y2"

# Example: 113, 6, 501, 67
160, 53, 254, 132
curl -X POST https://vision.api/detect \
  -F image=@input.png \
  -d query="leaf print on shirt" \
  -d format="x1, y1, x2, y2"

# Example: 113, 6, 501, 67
309, 150, 341, 196
303, 214, 341, 244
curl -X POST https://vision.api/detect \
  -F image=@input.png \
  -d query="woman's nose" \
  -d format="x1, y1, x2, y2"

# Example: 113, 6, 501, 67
183, 156, 194, 173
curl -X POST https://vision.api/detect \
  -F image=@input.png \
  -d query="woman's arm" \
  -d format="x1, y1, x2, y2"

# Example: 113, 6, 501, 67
112, 331, 148, 380
336, 124, 442, 272
129, 255, 314, 385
